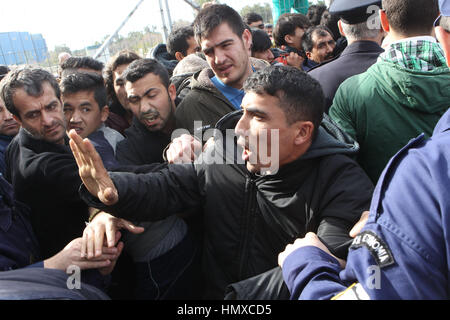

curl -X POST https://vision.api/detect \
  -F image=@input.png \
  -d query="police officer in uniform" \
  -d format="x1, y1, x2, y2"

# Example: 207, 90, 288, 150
308, 0, 385, 113
278, 0, 450, 299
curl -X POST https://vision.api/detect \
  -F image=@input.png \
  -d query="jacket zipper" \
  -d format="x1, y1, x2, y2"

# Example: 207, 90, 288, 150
238, 177, 256, 279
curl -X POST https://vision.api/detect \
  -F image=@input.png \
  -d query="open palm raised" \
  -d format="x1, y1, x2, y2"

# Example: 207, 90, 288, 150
68, 129, 119, 206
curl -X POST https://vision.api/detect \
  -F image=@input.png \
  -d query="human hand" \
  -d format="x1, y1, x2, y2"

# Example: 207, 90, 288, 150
349, 211, 370, 238
286, 52, 304, 69
166, 134, 202, 164
44, 237, 121, 273
278, 232, 346, 269
82, 211, 144, 259
97, 232, 124, 276
68, 129, 118, 206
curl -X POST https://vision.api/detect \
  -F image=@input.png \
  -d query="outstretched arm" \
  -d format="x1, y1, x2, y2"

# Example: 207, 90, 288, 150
69, 129, 118, 206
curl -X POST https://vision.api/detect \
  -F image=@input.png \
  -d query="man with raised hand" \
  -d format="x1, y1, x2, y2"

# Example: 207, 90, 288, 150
69, 66, 373, 299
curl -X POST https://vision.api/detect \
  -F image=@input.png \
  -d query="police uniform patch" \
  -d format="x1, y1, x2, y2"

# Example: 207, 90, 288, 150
350, 230, 395, 268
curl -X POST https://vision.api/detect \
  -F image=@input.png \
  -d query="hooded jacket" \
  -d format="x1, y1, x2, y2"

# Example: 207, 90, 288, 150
329, 59, 450, 183
81, 112, 374, 299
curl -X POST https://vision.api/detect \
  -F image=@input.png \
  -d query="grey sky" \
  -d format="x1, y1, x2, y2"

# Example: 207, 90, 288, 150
0, 0, 272, 51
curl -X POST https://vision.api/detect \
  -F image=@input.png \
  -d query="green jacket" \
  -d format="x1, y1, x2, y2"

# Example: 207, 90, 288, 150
329, 60, 450, 183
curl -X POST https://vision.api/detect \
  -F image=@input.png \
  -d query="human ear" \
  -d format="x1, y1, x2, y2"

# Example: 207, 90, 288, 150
294, 121, 314, 145
100, 106, 109, 122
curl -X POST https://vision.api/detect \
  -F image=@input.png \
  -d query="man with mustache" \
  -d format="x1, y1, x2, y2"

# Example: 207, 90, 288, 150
302, 26, 337, 70
115, 58, 176, 166
113, 58, 200, 300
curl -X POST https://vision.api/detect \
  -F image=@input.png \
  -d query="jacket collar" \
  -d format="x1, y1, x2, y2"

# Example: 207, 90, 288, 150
18, 128, 71, 155
0, 135, 13, 151
192, 59, 268, 92
340, 40, 384, 56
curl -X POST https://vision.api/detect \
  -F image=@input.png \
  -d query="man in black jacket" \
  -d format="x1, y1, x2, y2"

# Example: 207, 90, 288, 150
115, 59, 176, 166
70, 66, 374, 299
1, 66, 198, 300
1, 66, 90, 258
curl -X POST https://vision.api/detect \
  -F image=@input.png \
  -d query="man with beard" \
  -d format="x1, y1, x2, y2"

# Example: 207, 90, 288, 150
115, 58, 176, 165
113, 58, 200, 300
302, 26, 336, 70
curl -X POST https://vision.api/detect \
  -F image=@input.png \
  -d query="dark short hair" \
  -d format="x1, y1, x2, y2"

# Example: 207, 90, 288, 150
60, 56, 104, 73
104, 50, 141, 108
302, 26, 333, 53
273, 13, 311, 47
0, 65, 10, 82
167, 26, 195, 57
243, 65, 324, 138
122, 58, 170, 89
320, 11, 340, 40
60, 72, 107, 110
307, 5, 328, 26
251, 29, 273, 54
193, 4, 247, 43
244, 12, 263, 25
382, 0, 439, 36
0, 66, 61, 119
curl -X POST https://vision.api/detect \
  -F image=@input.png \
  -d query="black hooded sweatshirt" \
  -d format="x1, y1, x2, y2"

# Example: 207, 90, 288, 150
81, 112, 374, 299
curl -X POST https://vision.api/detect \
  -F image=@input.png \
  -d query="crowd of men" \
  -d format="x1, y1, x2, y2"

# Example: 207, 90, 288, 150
0, 0, 449, 300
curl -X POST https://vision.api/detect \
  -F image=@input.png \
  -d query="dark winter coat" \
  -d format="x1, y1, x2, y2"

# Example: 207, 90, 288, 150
81, 112, 374, 299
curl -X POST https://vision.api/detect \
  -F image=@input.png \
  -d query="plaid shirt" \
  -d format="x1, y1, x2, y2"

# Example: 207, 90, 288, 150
379, 39, 447, 71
